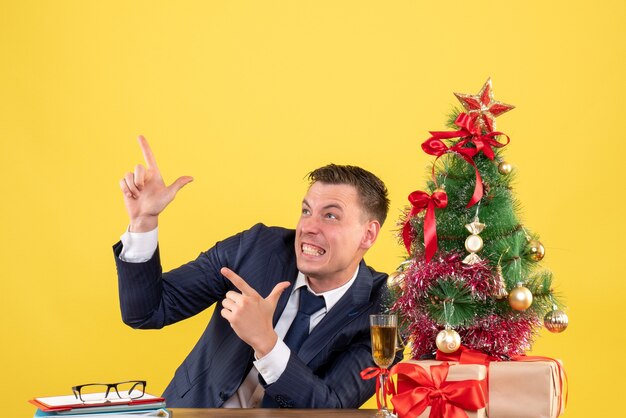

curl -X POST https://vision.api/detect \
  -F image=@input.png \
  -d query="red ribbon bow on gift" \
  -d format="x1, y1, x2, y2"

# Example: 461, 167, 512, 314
402, 189, 448, 261
389, 362, 487, 418
360, 367, 396, 410
422, 113, 510, 208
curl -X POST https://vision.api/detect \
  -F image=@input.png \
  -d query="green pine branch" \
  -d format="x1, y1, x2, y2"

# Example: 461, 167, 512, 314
425, 278, 488, 327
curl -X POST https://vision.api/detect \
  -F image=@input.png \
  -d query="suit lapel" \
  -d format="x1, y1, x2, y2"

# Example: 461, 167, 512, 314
297, 260, 374, 364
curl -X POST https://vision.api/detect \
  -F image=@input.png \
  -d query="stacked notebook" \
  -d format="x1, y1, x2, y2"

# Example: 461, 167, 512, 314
29, 392, 169, 417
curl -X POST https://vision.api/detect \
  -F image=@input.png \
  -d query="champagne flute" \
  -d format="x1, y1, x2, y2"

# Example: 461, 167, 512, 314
370, 314, 398, 417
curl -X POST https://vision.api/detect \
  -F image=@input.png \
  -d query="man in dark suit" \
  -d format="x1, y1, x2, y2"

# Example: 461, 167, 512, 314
114, 135, 397, 408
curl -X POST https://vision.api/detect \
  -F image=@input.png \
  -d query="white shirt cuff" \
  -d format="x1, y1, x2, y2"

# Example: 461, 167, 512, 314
119, 227, 159, 263
253, 338, 290, 385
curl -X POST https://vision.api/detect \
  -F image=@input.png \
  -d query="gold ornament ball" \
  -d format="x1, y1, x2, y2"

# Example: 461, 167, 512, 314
526, 240, 546, 262
435, 328, 461, 353
509, 284, 533, 311
498, 161, 512, 175
544, 309, 569, 333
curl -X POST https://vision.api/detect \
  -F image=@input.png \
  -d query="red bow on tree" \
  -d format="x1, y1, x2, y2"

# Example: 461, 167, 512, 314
422, 113, 510, 208
402, 189, 448, 262
452, 113, 510, 160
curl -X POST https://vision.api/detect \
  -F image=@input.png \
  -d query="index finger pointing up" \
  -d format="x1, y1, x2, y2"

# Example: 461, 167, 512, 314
221, 267, 257, 296
138, 135, 159, 169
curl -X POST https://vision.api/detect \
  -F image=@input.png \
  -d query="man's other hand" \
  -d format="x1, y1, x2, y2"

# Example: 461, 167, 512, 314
119, 135, 193, 232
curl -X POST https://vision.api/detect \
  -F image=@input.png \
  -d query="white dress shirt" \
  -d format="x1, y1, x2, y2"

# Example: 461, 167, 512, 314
119, 227, 357, 407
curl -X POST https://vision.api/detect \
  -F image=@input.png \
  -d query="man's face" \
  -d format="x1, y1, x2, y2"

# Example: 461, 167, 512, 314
295, 182, 379, 289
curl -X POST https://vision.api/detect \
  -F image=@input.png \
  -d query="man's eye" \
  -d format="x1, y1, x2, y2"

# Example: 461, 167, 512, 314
301, 208, 311, 215
325, 213, 337, 220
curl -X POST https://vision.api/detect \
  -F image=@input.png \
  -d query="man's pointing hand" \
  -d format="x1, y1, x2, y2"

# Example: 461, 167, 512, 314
220, 267, 291, 358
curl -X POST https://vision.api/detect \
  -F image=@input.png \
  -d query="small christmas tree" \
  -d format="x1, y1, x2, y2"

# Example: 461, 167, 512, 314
391, 79, 568, 359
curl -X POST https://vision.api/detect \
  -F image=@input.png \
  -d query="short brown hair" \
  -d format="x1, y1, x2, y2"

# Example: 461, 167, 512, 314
307, 164, 390, 226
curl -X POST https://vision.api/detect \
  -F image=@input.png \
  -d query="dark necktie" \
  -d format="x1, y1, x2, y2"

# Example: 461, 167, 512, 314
283, 287, 326, 353
260, 287, 326, 408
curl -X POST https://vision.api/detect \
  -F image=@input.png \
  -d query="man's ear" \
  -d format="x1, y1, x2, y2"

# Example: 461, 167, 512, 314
360, 220, 381, 250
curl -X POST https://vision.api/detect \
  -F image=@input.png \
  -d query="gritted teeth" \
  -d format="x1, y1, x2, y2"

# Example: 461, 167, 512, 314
302, 243, 326, 256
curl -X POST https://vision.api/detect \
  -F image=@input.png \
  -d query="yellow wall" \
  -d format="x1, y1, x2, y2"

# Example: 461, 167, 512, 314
1, 1, 623, 416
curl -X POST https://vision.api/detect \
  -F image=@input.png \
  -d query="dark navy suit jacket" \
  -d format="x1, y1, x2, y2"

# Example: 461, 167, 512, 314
113, 223, 395, 408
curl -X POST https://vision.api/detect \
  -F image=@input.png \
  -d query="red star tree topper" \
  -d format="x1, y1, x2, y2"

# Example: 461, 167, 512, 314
454, 78, 515, 133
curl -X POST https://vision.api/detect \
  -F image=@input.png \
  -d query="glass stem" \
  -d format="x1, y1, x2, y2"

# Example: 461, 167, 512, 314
379, 371, 388, 411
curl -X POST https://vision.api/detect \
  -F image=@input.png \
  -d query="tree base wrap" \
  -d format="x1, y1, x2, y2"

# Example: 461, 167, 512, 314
391, 360, 487, 418
488, 359, 566, 418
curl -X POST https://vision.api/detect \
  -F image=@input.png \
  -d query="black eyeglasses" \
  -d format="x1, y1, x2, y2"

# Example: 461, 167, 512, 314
72, 380, 146, 403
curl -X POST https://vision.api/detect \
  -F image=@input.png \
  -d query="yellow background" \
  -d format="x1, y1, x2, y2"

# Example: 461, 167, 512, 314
1, 1, 623, 416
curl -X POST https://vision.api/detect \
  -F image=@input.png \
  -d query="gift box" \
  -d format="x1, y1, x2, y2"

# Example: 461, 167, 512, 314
488, 359, 566, 418
390, 357, 566, 418
390, 360, 487, 418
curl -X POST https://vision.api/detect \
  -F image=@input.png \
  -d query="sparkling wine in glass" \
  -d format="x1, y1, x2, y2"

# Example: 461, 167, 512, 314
370, 314, 398, 418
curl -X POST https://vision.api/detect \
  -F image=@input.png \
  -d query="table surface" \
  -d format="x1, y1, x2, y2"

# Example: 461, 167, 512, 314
171, 409, 380, 417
